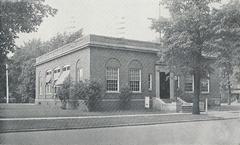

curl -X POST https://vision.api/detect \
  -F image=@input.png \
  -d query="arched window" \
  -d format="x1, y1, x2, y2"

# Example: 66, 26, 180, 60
45, 69, 53, 94
105, 58, 121, 92
76, 59, 83, 82
128, 60, 142, 93
38, 71, 43, 95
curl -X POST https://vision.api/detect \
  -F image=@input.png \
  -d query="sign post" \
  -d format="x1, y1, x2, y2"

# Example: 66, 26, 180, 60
205, 98, 208, 113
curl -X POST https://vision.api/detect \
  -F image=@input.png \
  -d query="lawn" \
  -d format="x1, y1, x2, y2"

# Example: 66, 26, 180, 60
0, 103, 165, 118
1, 103, 239, 118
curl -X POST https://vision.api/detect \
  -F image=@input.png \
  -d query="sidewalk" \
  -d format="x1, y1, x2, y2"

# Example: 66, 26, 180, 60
207, 110, 240, 119
1, 111, 237, 133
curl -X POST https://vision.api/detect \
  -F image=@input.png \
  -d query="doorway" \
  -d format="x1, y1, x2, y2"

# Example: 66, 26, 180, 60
159, 72, 170, 99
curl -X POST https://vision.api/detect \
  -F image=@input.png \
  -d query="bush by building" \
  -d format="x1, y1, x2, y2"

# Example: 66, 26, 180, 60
56, 76, 72, 109
57, 78, 102, 111
119, 86, 132, 110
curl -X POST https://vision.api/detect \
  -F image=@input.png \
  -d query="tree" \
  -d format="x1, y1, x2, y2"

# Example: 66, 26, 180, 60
0, 0, 57, 100
151, 0, 240, 114
210, 0, 240, 105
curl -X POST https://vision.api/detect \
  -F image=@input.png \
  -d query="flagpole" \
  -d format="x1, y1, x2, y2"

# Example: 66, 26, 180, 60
6, 64, 9, 104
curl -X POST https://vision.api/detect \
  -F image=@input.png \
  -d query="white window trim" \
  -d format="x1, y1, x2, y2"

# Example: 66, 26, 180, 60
184, 74, 210, 94
132, 69, 142, 93
106, 68, 120, 93
201, 76, 210, 94
177, 76, 180, 88
46, 84, 52, 95
185, 75, 194, 93
148, 73, 152, 91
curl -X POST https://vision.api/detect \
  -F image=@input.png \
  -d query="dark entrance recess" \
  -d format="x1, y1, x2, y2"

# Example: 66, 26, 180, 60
160, 72, 170, 99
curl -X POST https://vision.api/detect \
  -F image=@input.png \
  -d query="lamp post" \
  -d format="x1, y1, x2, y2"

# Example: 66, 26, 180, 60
6, 64, 9, 104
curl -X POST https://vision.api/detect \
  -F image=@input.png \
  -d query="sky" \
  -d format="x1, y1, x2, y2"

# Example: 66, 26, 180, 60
15, 0, 171, 46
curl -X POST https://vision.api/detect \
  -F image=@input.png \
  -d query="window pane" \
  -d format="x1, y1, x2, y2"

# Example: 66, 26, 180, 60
148, 74, 152, 91
130, 81, 140, 91
129, 69, 141, 92
106, 68, 119, 91
185, 75, 193, 92
78, 69, 83, 81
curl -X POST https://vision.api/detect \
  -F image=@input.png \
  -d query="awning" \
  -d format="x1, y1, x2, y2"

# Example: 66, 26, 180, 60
45, 75, 52, 84
54, 73, 60, 81
55, 71, 70, 86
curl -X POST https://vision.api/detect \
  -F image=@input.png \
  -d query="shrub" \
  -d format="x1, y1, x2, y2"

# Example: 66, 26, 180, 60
71, 80, 102, 111
84, 80, 102, 111
56, 76, 72, 109
119, 86, 132, 110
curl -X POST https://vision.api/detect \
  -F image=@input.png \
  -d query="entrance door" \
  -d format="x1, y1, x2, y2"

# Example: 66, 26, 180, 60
160, 72, 170, 99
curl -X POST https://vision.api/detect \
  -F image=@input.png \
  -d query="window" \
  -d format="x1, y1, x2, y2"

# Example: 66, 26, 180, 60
63, 65, 70, 71
185, 75, 194, 93
175, 76, 180, 89
67, 66, 70, 70
106, 67, 119, 92
148, 74, 152, 91
78, 68, 83, 81
129, 69, 141, 92
201, 75, 210, 93
46, 84, 52, 94
54, 67, 61, 80
54, 69, 60, 73
46, 70, 52, 75
39, 78, 43, 95
45, 70, 52, 84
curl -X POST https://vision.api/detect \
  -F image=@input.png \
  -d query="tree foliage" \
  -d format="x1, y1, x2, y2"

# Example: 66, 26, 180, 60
0, 0, 57, 99
151, 0, 240, 114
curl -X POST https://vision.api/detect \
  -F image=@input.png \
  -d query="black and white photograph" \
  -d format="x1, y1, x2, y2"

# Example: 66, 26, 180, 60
0, 0, 240, 145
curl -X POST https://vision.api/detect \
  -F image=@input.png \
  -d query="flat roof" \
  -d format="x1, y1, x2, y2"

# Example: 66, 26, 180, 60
36, 34, 161, 66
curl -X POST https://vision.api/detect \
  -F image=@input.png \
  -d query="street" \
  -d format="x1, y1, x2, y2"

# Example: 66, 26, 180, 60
0, 118, 239, 145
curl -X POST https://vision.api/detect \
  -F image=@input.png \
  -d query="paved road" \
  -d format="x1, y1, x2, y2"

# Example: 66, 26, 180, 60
0, 119, 240, 145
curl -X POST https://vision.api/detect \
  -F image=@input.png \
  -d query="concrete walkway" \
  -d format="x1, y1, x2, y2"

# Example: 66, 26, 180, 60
207, 110, 240, 119
1, 111, 239, 133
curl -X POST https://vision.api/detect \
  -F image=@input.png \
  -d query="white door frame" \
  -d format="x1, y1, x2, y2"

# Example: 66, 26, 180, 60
155, 65, 174, 99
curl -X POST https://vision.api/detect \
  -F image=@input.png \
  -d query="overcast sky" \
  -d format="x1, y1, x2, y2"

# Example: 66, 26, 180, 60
16, 0, 172, 46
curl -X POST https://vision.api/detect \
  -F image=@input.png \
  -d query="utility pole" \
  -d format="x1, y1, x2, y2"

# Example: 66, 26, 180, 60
6, 64, 9, 104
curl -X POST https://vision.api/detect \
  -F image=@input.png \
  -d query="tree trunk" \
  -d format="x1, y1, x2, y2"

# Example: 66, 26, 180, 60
192, 52, 201, 114
193, 70, 200, 114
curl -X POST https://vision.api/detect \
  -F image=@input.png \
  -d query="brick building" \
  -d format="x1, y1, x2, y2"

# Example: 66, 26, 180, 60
35, 34, 221, 110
